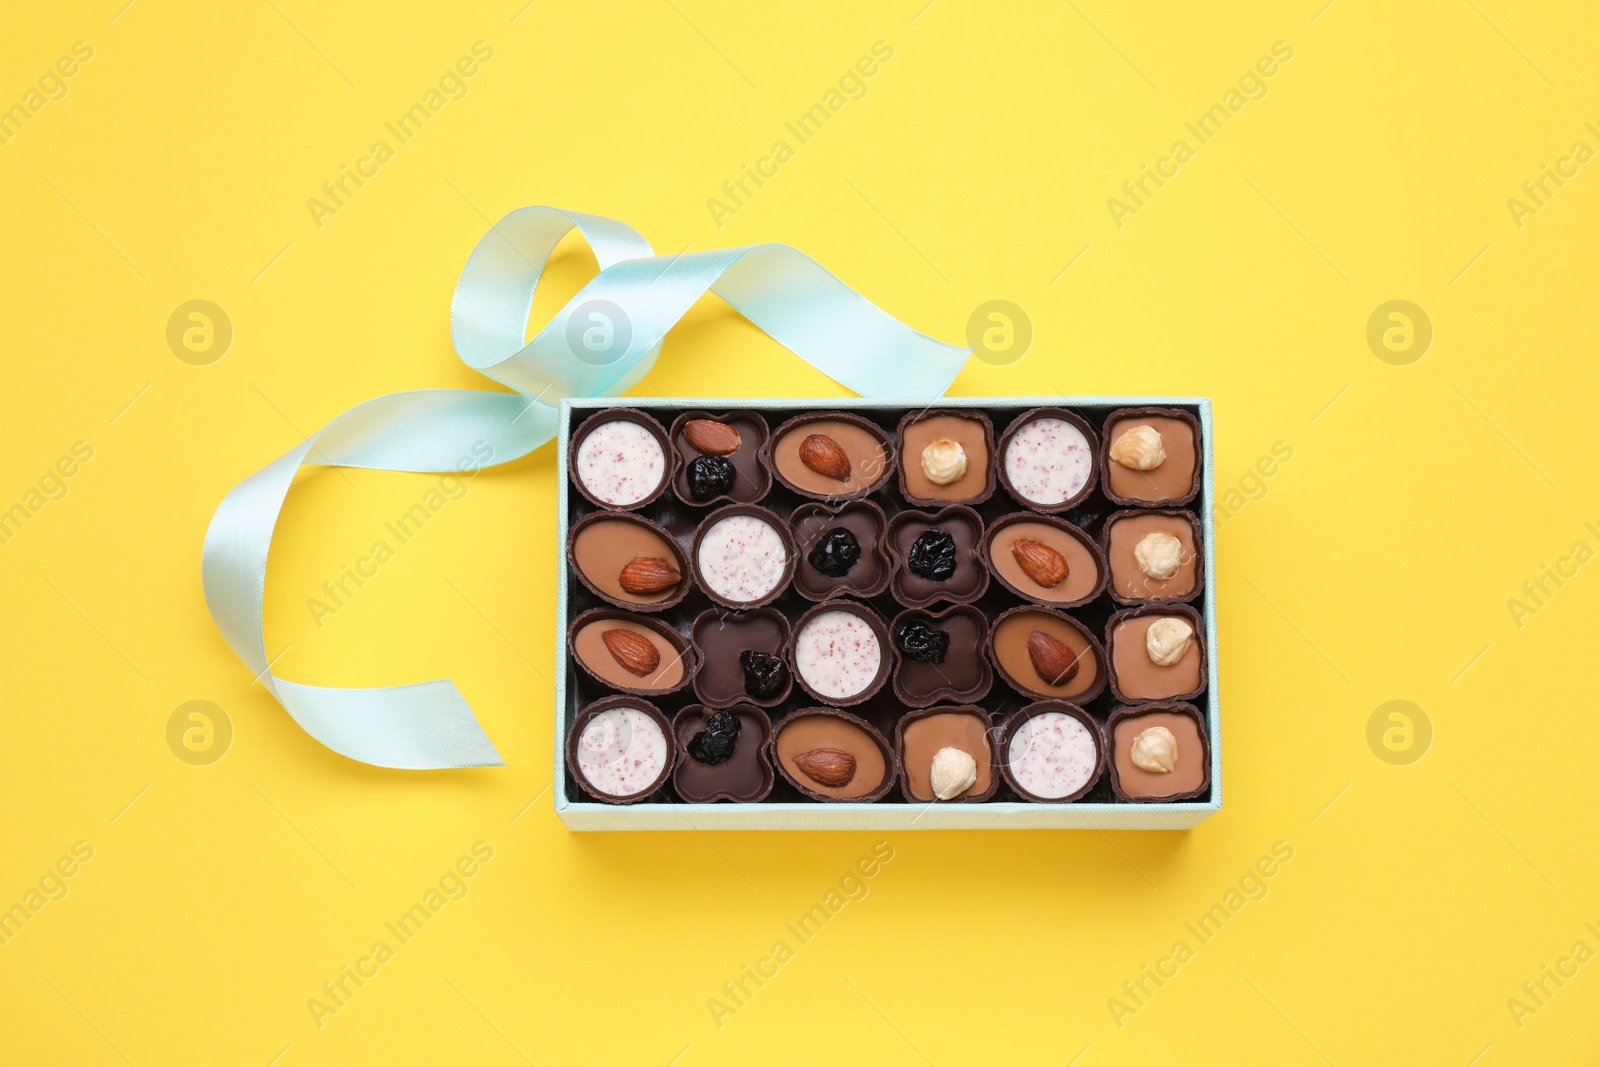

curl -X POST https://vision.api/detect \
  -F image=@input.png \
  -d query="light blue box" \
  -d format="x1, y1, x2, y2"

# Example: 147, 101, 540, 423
555, 397, 1219, 830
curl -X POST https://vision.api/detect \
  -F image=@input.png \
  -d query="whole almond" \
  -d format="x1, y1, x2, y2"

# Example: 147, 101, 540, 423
797, 433, 852, 481
683, 418, 742, 456
617, 556, 681, 595
793, 747, 857, 788
600, 628, 661, 677
1026, 630, 1080, 687
1011, 539, 1069, 588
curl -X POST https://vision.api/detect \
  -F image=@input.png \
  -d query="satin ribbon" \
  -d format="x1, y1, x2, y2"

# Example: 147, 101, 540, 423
202, 206, 972, 769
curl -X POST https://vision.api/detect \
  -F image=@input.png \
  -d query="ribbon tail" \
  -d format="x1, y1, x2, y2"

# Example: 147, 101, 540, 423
201, 389, 552, 769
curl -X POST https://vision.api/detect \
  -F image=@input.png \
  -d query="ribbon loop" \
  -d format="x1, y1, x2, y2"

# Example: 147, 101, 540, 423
203, 207, 971, 769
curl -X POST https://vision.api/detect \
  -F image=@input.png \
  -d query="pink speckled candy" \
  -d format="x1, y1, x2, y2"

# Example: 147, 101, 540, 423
576, 420, 665, 506
1004, 417, 1092, 506
696, 514, 787, 603
794, 610, 882, 700
1008, 711, 1097, 799
576, 707, 667, 797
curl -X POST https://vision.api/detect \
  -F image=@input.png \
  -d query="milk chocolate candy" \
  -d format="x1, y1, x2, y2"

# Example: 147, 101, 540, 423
1106, 603, 1207, 703
988, 605, 1108, 704
569, 608, 698, 697
984, 512, 1107, 608
762, 412, 895, 500
1107, 702, 1210, 802
895, 705, 998, 803
568, 511, 692, 612
1101, 407, 1201, 508
771, 707, 897, 802
1103, 508, 1204, 605
896, 409, 997, 507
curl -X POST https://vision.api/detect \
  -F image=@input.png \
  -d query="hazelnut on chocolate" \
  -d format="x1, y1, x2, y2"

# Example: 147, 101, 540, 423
920, 438, 968, 486
1144, 617, 1194, 666
1109, 424, 1166, 471
1130, 726, 1177, 773
1134, 532, 1183, 580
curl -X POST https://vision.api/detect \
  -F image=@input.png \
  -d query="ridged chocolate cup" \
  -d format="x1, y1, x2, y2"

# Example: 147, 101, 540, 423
568, 607, 699, 697
1100, 406, 1202, 508
566, 695, 675, 805
1106, 702, 1210, 803
669, 410, 771, 507
896, 408, 998, 507
1102, 508, 1205, 606
790, 498, 892, 602
987, 604, 1109, 704
568, 408, 673, 512
672, 704, 775, 804
886, 504, 989, 608
761, 412, 896, 501
567, 511, 693, 613
1105, 603, 1207, 704
894, 705, 999, 804
770, 707, 897, 803
984, 511, 1108, 608
690, 503, 798, 610
997, 701, 1105, 803
690, 607, 792, 709
889, 604, 992, 707
787, 600, 895, 707
997, 407, 1100, 513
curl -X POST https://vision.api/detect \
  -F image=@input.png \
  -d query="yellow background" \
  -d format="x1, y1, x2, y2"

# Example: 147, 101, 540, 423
2, 0, 1596, 1062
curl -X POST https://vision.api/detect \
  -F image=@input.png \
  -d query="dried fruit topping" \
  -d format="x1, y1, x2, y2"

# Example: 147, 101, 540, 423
894, 619, 950, 664
689, 709, 742, 765
1026, 630, 1080, 687
794, 746, 856, 788
683, 418, 742, 456
600, 628, 660, 677
906, 527, 958, 581
686, 455, 736, 501
1011, 538, 1068, 588
616, 556, 681, 595
807, 526, 861, 577
797, 433, 852, 481
740, 650, 788, 700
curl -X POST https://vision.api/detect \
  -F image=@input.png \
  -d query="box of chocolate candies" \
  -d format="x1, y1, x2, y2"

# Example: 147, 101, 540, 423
555, 397, 1218, 830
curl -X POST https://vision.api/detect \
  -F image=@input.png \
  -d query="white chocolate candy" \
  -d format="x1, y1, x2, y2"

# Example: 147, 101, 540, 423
793, 610, 882, 700
697, 514, 787, 603
1004, 417, 1092, 506
1007, 711, 1097, 799
576, 707, 667, 796
575, 420, 665, 506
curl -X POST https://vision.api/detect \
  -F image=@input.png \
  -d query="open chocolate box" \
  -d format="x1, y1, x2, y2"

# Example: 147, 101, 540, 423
555, 397, 1219, 830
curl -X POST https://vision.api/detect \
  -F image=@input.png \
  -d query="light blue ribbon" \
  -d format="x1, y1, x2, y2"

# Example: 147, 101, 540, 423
202, 206, 972, 769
